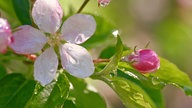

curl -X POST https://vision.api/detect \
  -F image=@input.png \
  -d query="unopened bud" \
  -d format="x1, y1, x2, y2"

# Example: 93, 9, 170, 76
125, 49, 160, 74
0, 18, 13, 53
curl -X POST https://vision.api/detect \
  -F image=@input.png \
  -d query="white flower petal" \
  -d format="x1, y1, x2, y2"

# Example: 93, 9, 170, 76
34, 48, 58, 86
61, 14, 96, 44
32, 0, 63, 33
60, 43, 94, 78
10, 25, 47, 54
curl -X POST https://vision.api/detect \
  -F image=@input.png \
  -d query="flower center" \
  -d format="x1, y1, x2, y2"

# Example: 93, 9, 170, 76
47, 33, 62, 47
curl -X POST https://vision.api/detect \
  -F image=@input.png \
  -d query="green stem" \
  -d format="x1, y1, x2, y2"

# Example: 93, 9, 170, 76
77, 0, 90, 13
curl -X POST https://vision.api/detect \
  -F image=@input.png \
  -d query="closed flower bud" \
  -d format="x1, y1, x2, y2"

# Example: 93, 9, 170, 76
127, 49, 160, 74
0, 18, 13, 53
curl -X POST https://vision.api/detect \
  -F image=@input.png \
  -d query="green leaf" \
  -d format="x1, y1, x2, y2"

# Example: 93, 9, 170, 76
0, 64, 7, 79
150, 58, 192, 95
99, 46, 116, 58
25, 73, 70, 108
0, 0, 21, 27
101, 76, 157, 108
96, 36, 124, 76
0, 74, 36, 108
63, 99, 77, 108
117, 69, 164, 108
66, 74, 106, 108
12, 0, 32, 25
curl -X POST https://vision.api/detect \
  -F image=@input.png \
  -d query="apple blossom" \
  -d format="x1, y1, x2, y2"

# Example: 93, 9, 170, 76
125, 49, 160, 74
0, 18, 13, 53
10, 0, 96, 86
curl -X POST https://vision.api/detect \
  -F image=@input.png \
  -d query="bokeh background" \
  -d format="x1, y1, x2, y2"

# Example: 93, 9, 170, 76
60, 0, 192, 108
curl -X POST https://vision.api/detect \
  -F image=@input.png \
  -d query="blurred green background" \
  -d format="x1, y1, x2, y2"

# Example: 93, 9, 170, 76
1, 0, 192, 107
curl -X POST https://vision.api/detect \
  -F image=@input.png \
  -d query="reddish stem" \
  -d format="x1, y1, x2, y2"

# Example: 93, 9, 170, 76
93, 59, 110, 63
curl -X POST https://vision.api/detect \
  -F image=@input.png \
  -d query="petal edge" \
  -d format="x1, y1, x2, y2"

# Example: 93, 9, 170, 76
34, 47, 58, 86
60, 43, 95, 78
10, 25, 47, 54
61, 14, 96, 44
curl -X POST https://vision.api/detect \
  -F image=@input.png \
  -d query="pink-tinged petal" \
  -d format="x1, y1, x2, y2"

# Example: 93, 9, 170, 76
0, 18, 13, 53
61, 14, 96, 44
10, 25, 47, 54
34, 48, 58, 86
60, 43, 94, 78
32, 0, 63, 33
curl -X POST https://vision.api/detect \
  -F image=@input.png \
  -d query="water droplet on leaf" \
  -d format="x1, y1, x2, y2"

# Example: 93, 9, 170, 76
152, 77, 161, 85
112, 30, 119, 37
133, 92, 144, 100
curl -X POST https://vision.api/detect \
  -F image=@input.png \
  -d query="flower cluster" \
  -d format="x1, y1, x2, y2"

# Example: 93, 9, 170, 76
0, 18, 13, 53
10, 0, 96, 86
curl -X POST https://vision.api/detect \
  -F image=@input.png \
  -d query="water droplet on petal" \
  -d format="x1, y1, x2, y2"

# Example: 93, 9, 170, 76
50, 69, 55, 74
75, 34, 86, 44
67, 46, 72, 51
68, 55, 79, 65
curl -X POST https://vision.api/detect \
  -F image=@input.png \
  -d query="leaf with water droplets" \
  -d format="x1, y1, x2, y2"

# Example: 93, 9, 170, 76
116, 68, 164, 108
102, 75, 160, 108
150, 58, 192, 96
25, 73, 70, 108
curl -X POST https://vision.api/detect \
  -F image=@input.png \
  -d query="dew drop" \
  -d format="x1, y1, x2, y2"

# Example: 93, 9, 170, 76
50, 69, 55, 74
68, 55, 79, 65
133, 92, 143, 100
151, 77, 161, 85
67, 46, 72, 51
74, 34, 86, 44
34, 91, 37, 94
112, 30, 119, 37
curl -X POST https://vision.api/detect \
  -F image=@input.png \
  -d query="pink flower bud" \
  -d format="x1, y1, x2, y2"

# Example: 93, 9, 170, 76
98, 0, 111, 7
0, 18, 13, 53
127, 49, 160, 74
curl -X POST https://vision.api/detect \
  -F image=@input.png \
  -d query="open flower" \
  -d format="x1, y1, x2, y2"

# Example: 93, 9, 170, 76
10, 0, 96, 86
0, 18, 13, 53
